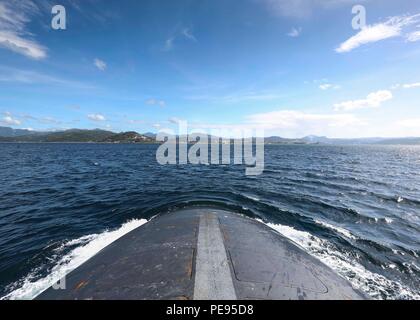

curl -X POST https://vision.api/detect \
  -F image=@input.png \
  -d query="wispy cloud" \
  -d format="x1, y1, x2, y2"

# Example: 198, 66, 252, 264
186, 90, 284, 103
0, 30, 47, 59
163, 37, 174, 51
402, 82, 420, 89
21, 114, 65, 125
127, 119, 145, 125
334, 90, 393, 111
164, 27, 197, 51
1, 111, 21, 125
94, 58, 107, 71
145, 98, 166, 107
336, 14, 420, 53
319, 83, 340, 90
0, 66, 95, 89
260, 0, 362, 18
287, 27, 302, 37
390, 82, 420, 90
64, 0, 119, 26
406, 30, 420, 42
0, 111, 79, 127
0, 1, 47, 59
87, 114, 106, 121
168, 117, 183, 124
319, 84, 332, 90
182, 28, 197, 41
36, 116, 61, 124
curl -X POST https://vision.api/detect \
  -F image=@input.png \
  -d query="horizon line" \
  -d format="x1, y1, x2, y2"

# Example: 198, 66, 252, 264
2, 125, 420, 141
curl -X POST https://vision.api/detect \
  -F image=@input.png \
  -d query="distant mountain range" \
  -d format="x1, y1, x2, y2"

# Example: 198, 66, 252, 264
0, 127, 154, 143
1, 126, 420, 145
0, 126, 43, 137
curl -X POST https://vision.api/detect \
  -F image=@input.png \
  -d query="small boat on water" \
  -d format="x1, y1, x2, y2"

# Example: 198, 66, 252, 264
36, 207, 366, 300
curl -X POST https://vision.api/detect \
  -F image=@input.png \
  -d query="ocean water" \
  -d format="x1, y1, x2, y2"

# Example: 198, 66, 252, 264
0, 143, 419, 300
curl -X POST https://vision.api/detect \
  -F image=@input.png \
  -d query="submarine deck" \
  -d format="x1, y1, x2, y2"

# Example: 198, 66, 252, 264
36, 208, 365, 300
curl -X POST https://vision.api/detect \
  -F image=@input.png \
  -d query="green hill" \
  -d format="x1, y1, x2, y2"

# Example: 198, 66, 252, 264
101, 131, 155, 143
0, 129, 154, 143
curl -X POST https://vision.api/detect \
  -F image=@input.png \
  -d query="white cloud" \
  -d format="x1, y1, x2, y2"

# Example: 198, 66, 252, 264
0, 30, 47, 59
334, 90, 393, 111
0, 1, 47, 59
336, 23, 399, 53
390, 82, 420, 90
87, 114, 106, 122
145, 99, 166, 107
94, 58, 107, 71
402, 82, 420, 89
319, 83, 340, 90
287, 27, 302, 37
319, 84, 332, 90
336, 14, 420, 53
406, 30, 420, 42
1, 115, 21, 125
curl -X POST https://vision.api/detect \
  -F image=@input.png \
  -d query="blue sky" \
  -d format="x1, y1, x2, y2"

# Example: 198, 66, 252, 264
0, 0, 420, 138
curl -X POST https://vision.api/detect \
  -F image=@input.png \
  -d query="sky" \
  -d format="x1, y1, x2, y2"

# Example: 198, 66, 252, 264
0, 0, 420, 138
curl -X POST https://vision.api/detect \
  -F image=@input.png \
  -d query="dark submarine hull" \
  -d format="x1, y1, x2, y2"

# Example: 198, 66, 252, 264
36, 207, 366, 300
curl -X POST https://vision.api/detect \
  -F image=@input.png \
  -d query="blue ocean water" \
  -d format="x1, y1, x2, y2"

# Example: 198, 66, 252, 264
0, 143, 419, 299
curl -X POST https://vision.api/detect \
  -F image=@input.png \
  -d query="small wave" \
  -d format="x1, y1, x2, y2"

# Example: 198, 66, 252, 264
261, 220, 420, 300
384, 217, 394, 224
402, 262, 420, 275
368, 192, 420, 206
242, 194, 260, 202
314, 219, 356, 239
372, 217, 394, 224
1, 218, 148, 300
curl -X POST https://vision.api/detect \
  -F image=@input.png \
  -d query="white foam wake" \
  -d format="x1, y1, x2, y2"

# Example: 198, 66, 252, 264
3, 216, 418, 300
2, 218, 148, 300
261, 220, 420, 300
314, 219, 356, 239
